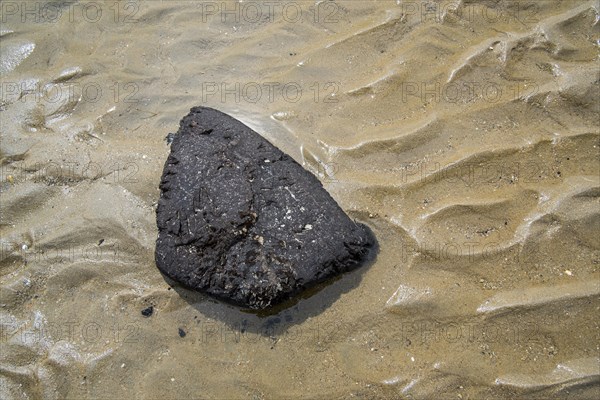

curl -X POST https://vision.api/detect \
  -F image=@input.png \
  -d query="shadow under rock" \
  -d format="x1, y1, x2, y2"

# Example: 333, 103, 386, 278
159, 226, 378, 338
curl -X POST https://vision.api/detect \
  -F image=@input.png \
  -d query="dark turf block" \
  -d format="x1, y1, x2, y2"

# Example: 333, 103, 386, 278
155, 107, 376, 309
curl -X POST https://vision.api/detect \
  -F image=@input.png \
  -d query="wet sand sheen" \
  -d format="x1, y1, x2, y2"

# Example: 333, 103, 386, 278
1, 1, 599, 399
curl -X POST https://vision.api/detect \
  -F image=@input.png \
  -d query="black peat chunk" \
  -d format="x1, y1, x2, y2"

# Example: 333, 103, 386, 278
155, 107, 376, 309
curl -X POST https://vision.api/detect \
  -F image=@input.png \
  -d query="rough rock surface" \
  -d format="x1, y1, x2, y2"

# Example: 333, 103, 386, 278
155, 107, 376, 309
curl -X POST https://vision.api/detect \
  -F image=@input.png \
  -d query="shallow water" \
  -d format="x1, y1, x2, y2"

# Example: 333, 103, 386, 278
1, 1, 599, 399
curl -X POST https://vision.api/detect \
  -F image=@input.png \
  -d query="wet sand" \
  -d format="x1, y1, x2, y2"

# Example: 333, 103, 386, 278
1, 1, 599, 399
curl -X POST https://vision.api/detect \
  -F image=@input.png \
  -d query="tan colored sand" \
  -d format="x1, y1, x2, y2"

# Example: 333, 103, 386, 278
1, 1, 598, 399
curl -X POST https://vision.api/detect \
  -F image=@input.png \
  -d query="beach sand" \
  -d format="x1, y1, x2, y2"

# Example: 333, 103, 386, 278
1, 1, 598, 398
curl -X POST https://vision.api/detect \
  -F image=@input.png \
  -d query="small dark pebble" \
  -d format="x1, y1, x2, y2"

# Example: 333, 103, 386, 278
178, 328, 186, 337
141, 306, 153, 317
